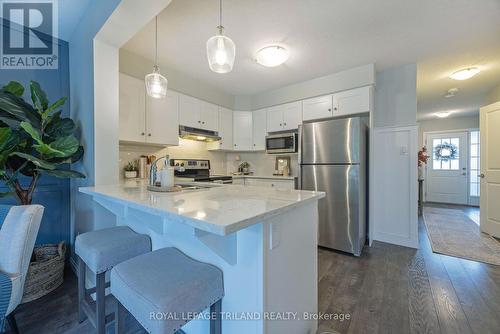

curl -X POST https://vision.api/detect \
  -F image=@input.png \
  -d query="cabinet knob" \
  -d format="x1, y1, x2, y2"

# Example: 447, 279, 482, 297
253, 144, 256, 146
334, 107, 338, 111
141, 132, 145, 136
202, 121, 205, 124
328, 108, 331, 112
234, 144, 237, 146
280, 123, 282, 126
148, 133, 151, 136
284, 123, 287, 126
198, 120, 201, 123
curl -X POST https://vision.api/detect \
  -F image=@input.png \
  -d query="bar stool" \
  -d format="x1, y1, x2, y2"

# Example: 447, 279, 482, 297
110, 247, 224, 334
75, 226, 151, 334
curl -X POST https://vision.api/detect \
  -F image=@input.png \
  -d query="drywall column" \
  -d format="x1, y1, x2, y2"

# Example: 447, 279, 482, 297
371, 64, 418, 248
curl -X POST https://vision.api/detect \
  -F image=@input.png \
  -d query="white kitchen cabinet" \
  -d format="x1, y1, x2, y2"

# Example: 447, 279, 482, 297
201, 101, 219, 131
146, 90, 179, 146
332, 86, 371, 117
267, 101, 302, 132
302, 95, 333, 121
119, 73, 178, 146
179, 94, 218, 131
233, 111, 253, 151
119, 73, 146, 142
237, 177, 296, 189
252, 108, 267, 150
208, 107, 233, 151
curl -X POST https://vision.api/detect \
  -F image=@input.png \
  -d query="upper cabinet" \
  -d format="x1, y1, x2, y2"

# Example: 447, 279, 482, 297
302, 86, 372, 122
252, 108, 267, 150
146, 91, 179, 146
267, 101, 302, 132
208, 107, 233, 151
233, 111, 253, 151
179, 94, 218, 131
302, 95, 333, 121
119, 73, 146, 142
332, 86, 371, 117
119, 73, 178, 146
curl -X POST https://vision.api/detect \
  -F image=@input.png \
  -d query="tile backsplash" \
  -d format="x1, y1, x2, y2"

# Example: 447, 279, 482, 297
119, 140, 298, 179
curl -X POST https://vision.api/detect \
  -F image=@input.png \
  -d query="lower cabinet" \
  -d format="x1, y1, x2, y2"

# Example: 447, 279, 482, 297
234, 177, 296, 189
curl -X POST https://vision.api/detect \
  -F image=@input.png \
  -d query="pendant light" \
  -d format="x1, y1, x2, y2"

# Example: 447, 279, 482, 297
145, 16, 168, 98
206, 0, 235, 74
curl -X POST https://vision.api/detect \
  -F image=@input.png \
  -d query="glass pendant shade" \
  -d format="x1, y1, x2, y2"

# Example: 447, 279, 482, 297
145, 66, 168, 99
207, 34, 235, 74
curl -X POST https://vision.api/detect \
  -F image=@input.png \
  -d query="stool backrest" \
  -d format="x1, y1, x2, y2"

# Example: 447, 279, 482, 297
0, 205, 44, 278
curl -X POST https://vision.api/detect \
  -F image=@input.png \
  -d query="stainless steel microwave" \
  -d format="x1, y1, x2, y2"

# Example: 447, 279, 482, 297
266, 132, 298, 154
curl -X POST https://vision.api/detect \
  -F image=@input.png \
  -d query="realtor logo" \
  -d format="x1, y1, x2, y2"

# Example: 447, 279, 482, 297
1, 0, 58, 69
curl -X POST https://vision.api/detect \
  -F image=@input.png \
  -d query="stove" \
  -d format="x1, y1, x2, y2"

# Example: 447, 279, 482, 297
170, 159, 233, 184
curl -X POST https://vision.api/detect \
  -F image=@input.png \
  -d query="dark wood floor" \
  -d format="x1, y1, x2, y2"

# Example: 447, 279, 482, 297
6, 205, 500, 334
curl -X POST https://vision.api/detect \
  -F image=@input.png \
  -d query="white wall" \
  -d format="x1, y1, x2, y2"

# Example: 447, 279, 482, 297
374, 63, 417, 127
250, 64, 375, 110
486, 83, 500, 105
418, 115, 479, 146
120, 49, 235, 109
371, 63, 418, 248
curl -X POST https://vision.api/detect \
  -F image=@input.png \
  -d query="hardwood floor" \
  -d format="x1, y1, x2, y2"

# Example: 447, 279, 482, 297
6, 204, 499, 334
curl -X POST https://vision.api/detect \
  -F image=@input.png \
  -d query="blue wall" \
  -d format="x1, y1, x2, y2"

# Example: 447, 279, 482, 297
0, 35, 71, 246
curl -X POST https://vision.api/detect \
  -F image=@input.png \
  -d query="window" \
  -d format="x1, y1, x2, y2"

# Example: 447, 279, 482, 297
470, 130, 480, 197
432, 137, 460, 170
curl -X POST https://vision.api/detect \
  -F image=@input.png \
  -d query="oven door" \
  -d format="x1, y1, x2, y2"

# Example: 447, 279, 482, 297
266, 133, 297, 154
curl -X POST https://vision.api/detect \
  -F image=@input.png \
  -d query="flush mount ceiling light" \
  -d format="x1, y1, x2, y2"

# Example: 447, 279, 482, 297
145, 16, 168, 98
206, 0, 236, 74
444, 88, 459, 98
449, 67, 480, 81
435, 111, 452, 118
255, 45, 289, 67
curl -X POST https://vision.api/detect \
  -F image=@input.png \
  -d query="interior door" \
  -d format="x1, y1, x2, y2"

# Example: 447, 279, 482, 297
425, 131, 468, 204
480, 101, 500, 238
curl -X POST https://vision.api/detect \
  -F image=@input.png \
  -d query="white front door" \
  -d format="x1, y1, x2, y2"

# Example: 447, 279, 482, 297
480, 101, 500, 238
425, 131, 468, 204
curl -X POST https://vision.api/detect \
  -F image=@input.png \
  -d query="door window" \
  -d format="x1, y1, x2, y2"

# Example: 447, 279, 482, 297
432, 137, 460, 170
470, 130, 480, 197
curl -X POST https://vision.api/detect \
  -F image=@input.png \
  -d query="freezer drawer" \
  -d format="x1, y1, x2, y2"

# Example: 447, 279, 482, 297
301, 117, 362, 164
301, 164, 365, 255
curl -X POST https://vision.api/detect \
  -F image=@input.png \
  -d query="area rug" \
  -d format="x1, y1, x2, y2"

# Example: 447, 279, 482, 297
423, 206, 500, 266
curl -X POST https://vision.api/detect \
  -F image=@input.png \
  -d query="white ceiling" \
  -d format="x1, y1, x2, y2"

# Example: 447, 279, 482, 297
122, 0, 500, 119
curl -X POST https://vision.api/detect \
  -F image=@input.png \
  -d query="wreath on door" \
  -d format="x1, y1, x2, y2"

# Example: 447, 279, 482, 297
434, 142, 458, 162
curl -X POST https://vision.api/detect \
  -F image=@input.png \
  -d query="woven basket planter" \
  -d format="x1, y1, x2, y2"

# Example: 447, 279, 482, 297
21, 241, 66, 303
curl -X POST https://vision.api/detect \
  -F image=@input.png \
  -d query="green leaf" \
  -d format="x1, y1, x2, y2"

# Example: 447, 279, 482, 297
10, 152, 56, 170
0, 91, 41, 127
2, 81, 24, 97
20, 121, 42, 144
42, 97, 67, 119
30, 81, 48, 112
0, 127, 11, 145
48, 145, 84, 164
0, 127, 20, 166
44, 113, 75, 138
34, 135, 79, 158
39, 168, 85, 179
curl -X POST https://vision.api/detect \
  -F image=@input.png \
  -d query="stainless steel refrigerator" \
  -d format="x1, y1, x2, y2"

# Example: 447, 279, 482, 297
299, 117, 367, 256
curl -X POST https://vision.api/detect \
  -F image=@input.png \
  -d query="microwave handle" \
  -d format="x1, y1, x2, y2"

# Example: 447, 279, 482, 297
297, 125, 302, 190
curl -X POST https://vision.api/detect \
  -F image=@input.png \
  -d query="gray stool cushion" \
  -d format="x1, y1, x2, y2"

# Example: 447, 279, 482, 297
75, 226, 151, 274
111, 248, 224, 334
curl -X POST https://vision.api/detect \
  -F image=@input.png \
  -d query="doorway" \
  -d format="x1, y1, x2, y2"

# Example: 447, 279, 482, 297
425, 131, 469, 204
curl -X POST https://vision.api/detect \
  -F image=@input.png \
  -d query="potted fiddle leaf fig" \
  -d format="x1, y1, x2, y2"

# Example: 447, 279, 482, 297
0, 80, 85, 302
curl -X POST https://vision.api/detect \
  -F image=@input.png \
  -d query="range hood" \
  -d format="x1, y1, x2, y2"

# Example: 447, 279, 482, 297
179, 125, 221, 142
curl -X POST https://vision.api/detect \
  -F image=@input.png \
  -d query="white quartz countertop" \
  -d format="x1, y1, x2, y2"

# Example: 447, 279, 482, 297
79, 181, 324, 236
230, 175, 297, 180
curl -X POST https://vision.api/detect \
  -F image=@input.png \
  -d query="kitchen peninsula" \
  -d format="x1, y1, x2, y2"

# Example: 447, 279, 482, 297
80, 182, 324, 334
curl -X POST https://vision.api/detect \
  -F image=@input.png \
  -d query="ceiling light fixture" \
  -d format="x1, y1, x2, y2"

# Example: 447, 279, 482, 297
435, 111, 452, 118
444, 88, 459, 98
145, 16, 168, 99
206, 0, 235, 74
449, 67, 480, 81
255, 45, 289, 67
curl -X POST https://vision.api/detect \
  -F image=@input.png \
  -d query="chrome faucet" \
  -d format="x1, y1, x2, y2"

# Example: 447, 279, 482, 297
149, 155, 169, 186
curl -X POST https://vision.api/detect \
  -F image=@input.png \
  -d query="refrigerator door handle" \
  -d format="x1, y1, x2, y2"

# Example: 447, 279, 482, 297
298, 124, 303, 189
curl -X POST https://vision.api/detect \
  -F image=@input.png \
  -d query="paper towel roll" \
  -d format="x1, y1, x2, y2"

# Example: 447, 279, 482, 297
160, 167, 175, 188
